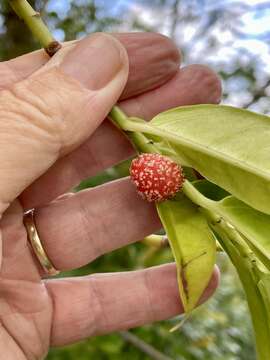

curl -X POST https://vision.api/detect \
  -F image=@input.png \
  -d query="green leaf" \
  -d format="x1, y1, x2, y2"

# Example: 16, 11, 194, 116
156, 195, 216, 313
256, 263, 270, 329
217, 196, 270, 270
128, 104, 270, 214
211, 224, 270, 360
192, 180, 270, 271
193, 179, 230, 201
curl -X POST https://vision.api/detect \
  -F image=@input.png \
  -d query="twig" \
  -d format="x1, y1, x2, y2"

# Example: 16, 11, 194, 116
119, 331, 173, 360
243, 78, 270, 109
170, 0, 180, 40
39, 0, 50, 15
8, 0, 61, 56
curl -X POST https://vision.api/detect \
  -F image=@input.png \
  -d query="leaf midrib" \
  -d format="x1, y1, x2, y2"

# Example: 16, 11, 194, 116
146, 123, 270, 181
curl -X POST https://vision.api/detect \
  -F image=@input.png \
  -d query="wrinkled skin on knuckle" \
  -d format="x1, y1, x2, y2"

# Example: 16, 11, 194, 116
189, 64, 222, 103
0, 71, 60, 152
16, 67, 93, 152
0, 66, 92, 150
0, 281, 52, 359
120, 32, 180, 98
0, 67, 89, 204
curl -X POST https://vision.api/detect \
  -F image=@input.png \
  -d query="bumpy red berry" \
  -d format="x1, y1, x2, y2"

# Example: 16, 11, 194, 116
130, 153, 184, 202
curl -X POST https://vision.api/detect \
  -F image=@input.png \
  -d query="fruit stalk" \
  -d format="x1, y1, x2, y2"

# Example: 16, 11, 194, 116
8, 0, 61, 56
109, 107, 159, 154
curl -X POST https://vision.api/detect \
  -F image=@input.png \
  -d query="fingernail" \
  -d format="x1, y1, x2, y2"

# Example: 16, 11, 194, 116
60, 33, 125, 90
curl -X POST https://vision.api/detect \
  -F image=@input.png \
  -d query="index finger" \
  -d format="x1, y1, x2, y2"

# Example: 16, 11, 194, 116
1, 32, 180, 99
46, 263, 219, 346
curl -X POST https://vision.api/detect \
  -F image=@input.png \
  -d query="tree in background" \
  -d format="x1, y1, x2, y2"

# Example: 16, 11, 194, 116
1, 0, 268, 111
127, 0, 270, 113
0, 0, 38, 58
0, 1, 269, 359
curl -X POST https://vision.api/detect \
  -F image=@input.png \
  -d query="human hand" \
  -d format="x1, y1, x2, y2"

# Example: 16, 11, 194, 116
0, 32, 221, 359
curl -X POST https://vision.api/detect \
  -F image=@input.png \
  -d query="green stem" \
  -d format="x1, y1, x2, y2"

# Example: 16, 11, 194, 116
109, 107, 251, 259
142, 235, 168, 248
109, 106, 160, 154
116, 116, 181, 143
8, 0, 61, 56
182, 180, 215, 211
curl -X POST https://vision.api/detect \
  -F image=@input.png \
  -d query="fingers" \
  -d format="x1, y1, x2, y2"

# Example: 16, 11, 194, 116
46, 263, 219, 346
0, 33, 128, 212
117, 33, 180, 99
21, 65, 222, 209
121, 64, 222, 119
1, 33, 180, 100
35, 178, 161, 271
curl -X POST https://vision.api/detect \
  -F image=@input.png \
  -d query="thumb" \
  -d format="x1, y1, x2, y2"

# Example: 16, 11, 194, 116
0, 33, 128, 213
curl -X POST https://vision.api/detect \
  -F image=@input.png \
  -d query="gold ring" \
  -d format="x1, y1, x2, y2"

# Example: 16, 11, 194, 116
23, 209, 60, 276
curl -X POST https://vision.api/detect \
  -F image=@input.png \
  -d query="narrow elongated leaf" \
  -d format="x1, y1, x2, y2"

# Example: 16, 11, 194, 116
147, 105, 270, 214
211, 225, 270, 360
193, 180, 270, 271
156, 195, 216, 312
256, 263, 270, 329
193, 179, 230, 201
217, 196, 270, 270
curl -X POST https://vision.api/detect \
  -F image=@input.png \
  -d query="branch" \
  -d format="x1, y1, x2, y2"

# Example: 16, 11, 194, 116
109, 107, 159, 154
169, 0, 180, 40
40, 0, 50, 16
8, 0, 61, 56
244, 78, 270, 109
119, 331, 172, 360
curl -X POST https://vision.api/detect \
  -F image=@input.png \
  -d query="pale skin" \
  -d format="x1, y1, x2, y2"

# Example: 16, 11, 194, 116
0, 32, 221, 359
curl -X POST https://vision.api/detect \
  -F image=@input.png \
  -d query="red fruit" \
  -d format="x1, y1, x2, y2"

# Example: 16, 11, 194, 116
130, 153, 184, 202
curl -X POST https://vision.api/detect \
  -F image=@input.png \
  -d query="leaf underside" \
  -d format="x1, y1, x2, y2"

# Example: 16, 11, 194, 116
150, 105, 270, 215
156, 194, 216, 313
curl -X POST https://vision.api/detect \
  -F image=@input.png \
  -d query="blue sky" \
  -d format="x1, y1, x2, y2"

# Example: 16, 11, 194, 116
46, 0, 270, 111
47, 0, 270, 40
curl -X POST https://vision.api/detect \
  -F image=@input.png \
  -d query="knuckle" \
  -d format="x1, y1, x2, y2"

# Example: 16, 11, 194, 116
146, 32, 181, 72
0, 67, 90, 152
0, 73, 59, 138
154, 33, 181, 65
194, 64, 221, 88
187, 64, 222, 103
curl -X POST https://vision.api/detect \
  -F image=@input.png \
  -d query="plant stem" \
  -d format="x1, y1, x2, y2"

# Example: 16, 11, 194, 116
109, 107, 246, 256
142, 235, 168, 248
119, 331, 172, 360
109, 106, 160, 154
8, 0, 61, 56
182, 180, 216, 211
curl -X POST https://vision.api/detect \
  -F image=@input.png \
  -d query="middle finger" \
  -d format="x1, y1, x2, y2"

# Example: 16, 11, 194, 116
21, 64, 221, 209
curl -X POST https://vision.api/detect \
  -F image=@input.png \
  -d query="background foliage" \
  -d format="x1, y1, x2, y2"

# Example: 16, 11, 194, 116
0, 0, 269, 359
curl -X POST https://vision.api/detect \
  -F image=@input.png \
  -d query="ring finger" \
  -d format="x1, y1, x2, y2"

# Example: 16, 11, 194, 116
19, 66, 221, 274
28, 67, 221, 272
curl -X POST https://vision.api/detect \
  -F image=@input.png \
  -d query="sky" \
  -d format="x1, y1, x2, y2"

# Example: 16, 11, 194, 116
47, 0, 270, 42
124, 0, 270, 109
47, 0, 270, 66
46, 0, 270, 110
